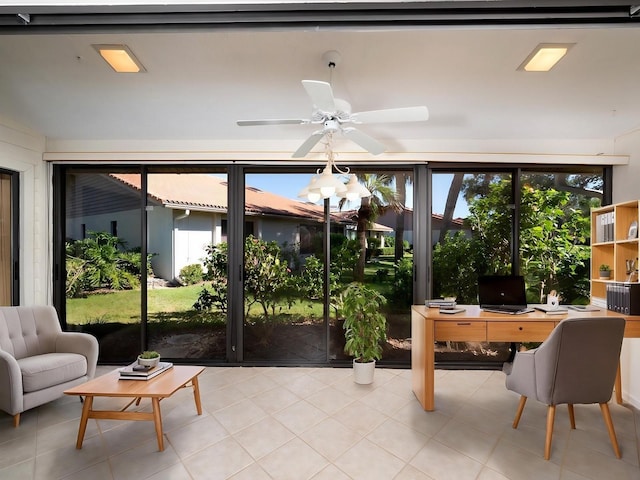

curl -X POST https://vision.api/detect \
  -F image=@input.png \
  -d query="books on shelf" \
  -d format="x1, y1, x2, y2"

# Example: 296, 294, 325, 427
596, 211, 615, 243
119, 361, 173, 380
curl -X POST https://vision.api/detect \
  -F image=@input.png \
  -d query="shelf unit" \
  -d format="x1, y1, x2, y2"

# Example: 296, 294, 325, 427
591, 200, 640, 306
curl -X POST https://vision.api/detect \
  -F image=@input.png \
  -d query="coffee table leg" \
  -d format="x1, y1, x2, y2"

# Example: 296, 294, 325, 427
151, 397, 164, 451
76, 395, 93, 449
191, 376, 203, 415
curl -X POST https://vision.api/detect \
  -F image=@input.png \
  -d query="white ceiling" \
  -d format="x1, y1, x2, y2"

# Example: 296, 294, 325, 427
1, 23, 640, 155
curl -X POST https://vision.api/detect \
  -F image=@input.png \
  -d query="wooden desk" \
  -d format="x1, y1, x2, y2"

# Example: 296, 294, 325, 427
65, 365, 205, 451
411, 305, 640, 411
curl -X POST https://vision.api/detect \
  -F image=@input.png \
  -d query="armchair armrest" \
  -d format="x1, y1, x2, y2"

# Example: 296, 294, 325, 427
0, 349, 24, 415
55, 332, 99, 379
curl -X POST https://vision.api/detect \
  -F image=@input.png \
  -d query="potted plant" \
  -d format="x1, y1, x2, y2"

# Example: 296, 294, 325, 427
138, 350, 161, 368
341, 282, 387, 384
599, 264, 612, 279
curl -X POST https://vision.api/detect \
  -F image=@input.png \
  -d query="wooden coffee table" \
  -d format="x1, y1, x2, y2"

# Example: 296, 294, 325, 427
65, 365, 205, 451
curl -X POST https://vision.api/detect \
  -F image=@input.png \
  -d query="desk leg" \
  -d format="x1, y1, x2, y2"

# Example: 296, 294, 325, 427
191, 376, 203, 415
151, 397, 164, 451
412, 310, 435, 411
76, 395, 93, 449
615, 361, 623, 404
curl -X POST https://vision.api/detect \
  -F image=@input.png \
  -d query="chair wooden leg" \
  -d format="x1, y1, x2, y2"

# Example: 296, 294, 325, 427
512, 396, 527, 429
545, 405, 556, 460
13, 413, 20, 428
567, 404, 576, 429
600, 402, 622, 459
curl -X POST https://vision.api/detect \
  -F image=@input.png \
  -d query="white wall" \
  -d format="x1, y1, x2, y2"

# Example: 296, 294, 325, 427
0, 117, 47, 305
613, 128, 640, 409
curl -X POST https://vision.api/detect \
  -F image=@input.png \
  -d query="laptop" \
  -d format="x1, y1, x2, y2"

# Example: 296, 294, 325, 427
478, 275, 534, 315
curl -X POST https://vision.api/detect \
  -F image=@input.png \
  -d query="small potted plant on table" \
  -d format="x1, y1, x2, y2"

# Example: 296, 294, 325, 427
138, 350, 161, 368
341, 282, 387, 385
599, 264, 612, 280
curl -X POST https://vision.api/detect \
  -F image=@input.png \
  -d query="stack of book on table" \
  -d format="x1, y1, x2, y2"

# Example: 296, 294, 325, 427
426, 298, 457, 309
118, 361, 173, 380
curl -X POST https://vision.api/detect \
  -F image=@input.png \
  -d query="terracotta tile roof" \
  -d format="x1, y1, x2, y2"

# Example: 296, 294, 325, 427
110, 173, 326, 221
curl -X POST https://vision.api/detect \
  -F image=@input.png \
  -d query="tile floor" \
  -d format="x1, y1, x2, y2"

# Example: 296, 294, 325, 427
1, 366, 639, 480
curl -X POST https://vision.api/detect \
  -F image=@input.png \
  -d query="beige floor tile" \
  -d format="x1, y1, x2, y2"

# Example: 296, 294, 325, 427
332, 400, 388, 436
2, 368, 638, 480
334, 438, 406, 480
166, 415, 230, 459
232, 416, 295, 459
34, 434, 108, 480
436, 418, 500, 464
272, 399, 327, 434
306, 385, 356, 415
366, 418, 430, 462
410, 439, 484, 480
212, 398, 267, 434
300, 417, 362, 461
259, 437, 328, 480
183, 436, 254, 480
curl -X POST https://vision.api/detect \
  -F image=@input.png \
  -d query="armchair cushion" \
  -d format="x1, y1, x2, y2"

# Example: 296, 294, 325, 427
18, 353, 88, 393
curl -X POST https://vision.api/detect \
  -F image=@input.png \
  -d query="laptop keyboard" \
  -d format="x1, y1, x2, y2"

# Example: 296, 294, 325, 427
481, 305, 534, 315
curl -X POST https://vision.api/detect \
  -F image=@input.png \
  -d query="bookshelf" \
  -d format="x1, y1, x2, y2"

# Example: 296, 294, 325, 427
591, 200, 640, 307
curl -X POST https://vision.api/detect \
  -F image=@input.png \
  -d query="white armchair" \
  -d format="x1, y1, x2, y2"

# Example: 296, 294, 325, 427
0, 306, 99, 427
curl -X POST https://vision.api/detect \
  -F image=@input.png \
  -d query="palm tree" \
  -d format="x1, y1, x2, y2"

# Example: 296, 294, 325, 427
340, 173, 401, 282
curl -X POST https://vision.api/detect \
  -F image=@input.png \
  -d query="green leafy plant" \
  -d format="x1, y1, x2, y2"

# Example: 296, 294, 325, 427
139, 350, 160, 359
341, 282, 387, 363
599, 264, 611, 271
179, 263, 203, 285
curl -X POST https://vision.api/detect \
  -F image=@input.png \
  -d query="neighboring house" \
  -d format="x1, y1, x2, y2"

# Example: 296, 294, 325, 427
376, 207, 467, 246
66, 173, 348, 281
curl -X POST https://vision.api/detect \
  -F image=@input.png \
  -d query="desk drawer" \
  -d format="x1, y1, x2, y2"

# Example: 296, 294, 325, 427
487, 322, 555, 342
435, 321, 486, 341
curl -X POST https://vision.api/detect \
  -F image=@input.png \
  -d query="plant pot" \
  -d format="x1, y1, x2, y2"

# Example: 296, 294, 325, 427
353, 359, 375, 385
599, 270, 611, 280
138, 355, 160, 368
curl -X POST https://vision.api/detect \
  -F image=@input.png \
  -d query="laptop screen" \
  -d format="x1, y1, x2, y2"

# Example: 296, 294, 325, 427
477, 275, 528, 307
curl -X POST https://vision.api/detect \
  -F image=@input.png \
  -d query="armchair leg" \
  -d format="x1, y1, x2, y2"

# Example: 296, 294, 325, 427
568, 404, 576, 429
600, 402, 622, 459
512, 396, 527, 428
13, 413, 20, 428
544, 405, 556, 460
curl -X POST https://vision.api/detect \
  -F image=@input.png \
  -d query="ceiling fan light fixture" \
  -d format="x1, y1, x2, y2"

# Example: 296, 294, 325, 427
519, 43, 574, 72
93, 44, 146, 73
298, 175, 322, 203
339, 174, 371, 201
310, 166, 346, 199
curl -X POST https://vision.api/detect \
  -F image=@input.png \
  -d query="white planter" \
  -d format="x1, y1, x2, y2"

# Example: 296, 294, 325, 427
138, 355, 160, 368
353, 359, 375, 384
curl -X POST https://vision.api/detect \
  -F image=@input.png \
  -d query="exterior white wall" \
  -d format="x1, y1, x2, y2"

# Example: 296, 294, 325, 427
147, 206, 174, 281
0, 117, 47, 305
260, 218, 300, 247
613, 128, 640, 409
172, 210, 216, 280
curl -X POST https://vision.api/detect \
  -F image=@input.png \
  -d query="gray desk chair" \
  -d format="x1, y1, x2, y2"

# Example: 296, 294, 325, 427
503, 316, 625, 460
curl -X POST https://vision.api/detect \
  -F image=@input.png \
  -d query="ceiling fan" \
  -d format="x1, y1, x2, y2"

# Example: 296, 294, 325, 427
236, 52, 429, 158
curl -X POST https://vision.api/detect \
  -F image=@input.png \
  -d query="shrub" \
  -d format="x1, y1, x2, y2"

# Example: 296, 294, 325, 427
179, 263, 203, 285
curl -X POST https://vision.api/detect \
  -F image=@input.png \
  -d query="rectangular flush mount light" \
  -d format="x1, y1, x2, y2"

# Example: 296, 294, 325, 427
518, 43, 574, 72
92, 44, 146, 73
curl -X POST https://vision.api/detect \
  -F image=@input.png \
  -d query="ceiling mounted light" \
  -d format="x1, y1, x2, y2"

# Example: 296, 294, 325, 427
298, 134, 371, 203
518, 43, 574, 72
93, 44, 146, 73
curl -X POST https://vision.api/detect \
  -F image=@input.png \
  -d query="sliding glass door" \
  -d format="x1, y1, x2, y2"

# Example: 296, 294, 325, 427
0, 169, 18, 306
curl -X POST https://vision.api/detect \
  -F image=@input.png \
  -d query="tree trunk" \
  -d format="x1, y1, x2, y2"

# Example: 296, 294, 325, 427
355, 201, 371, 282
439, 173, 464, 244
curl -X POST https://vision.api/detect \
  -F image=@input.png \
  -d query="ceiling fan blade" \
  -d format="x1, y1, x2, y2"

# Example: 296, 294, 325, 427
350, 106, 429, 124
292, 131, 326, 158
342, 127, 386, 155
237, 119, 308, 126
302, 80, 336, 113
